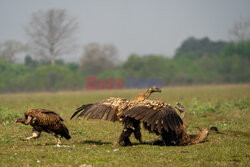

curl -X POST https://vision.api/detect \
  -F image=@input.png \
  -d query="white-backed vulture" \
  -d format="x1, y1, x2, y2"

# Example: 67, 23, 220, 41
70, 87, 162, 145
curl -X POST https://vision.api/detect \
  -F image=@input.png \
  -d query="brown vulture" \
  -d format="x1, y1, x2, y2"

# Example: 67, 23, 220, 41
16, 109, 71, 145
121, 103, 209, 146
71, 97, 145, 145
71, 87, 161, 145
71, 97, 188, 146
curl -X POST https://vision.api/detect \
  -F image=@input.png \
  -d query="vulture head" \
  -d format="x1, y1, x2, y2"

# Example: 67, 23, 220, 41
148, 86, 161, 93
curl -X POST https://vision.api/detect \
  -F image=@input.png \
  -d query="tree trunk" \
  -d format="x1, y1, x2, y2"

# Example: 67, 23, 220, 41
51, 55, 55, 65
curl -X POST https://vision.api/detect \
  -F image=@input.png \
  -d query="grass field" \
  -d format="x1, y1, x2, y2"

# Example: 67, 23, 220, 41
0, 85, 249, 167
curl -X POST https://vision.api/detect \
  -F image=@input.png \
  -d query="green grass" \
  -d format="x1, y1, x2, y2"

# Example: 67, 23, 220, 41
0, 84, 249, 167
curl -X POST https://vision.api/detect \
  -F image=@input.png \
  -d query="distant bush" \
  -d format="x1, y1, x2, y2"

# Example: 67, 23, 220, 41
0, 62, 85, 92
19, 65, 84, 91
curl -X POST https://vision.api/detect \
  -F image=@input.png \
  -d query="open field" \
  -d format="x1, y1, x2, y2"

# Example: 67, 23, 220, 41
0, 84, 249, 167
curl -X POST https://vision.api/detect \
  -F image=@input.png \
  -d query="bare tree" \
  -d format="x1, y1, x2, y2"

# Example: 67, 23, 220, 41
229, 18, 250, 41
26, 9, 78, 65
0, 40, 26, 63
81, 43, 119, 74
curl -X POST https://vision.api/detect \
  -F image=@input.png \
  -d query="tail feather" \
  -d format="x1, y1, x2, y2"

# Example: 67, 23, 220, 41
63, 133, 71, 140
61, 124, 71, 140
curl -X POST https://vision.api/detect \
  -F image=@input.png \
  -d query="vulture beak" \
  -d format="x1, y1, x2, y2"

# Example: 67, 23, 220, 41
156, 88, 161, 92
24, 116, 32, 125
153, 86, 161, 93
16, 118, 26, 124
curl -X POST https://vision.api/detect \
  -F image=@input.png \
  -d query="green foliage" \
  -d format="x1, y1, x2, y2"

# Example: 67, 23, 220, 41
20, 65, 82, 91
221, 40, 250, 58
233, 99, 249, 111
118, 39, 250, 85
0, 38, 250, 92
190, 98, 216, 117
0, 106, 20, 125
175, 37, 226, 58
0, 61, 85, 92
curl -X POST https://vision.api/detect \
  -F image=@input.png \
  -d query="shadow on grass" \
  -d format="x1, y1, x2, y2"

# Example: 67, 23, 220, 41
79, 140, 158, 146
31, 143, 59, 146
80, 140, 112, 145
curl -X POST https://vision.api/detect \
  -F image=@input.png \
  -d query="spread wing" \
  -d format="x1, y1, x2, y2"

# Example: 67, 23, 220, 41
122, 105, 183, 133
70, 104, 93, 120
71, 97, 131, 122
71, 103, 118, 122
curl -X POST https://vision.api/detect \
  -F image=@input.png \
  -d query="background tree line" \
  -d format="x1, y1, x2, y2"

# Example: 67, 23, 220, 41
0, 37, 249, 93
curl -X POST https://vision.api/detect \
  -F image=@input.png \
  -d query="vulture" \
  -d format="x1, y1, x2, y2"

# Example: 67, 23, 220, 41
71, 87, 161, 145
121, 102, 209, 146
175, 102, 188, 130
16, 109, 71, 145
71, 86, 162, 122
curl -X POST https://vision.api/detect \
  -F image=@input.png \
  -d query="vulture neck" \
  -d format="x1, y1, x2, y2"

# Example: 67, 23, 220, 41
143, 89, 152, 99
180, 110, 186, 120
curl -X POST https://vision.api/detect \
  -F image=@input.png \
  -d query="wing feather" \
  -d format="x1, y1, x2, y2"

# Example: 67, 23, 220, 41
105, 107, 117, 121
71, 103, 119, 122
40, 109, 64, 121
71, 104, 93, 119
122, 105, 183, 134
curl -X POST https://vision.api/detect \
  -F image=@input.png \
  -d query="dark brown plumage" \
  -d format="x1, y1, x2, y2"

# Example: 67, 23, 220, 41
16, 109, 71, 145
122, 105, 183, 133
122, 104, 209, 146
120, 104, 184, 145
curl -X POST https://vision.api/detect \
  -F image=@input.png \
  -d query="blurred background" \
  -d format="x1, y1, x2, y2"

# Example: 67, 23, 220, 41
0, 0, 249, 92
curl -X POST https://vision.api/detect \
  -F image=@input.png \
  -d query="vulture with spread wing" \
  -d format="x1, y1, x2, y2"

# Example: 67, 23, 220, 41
71, 87, 161, 145
121, 102, 208, 146
71, 86, 161, 121
16, 109, 71, 145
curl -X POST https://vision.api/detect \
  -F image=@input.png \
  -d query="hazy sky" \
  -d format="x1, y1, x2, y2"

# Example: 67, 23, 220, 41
0, 0, 250, 61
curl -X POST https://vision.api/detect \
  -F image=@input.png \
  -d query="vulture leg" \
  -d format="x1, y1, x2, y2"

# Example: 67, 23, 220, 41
55, 135, 62, 145
119, 128, 133, 146
161, 130, 178, 146
119, 117, 143, 146
23, 129, 41, 140
133, 121, 143, 144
